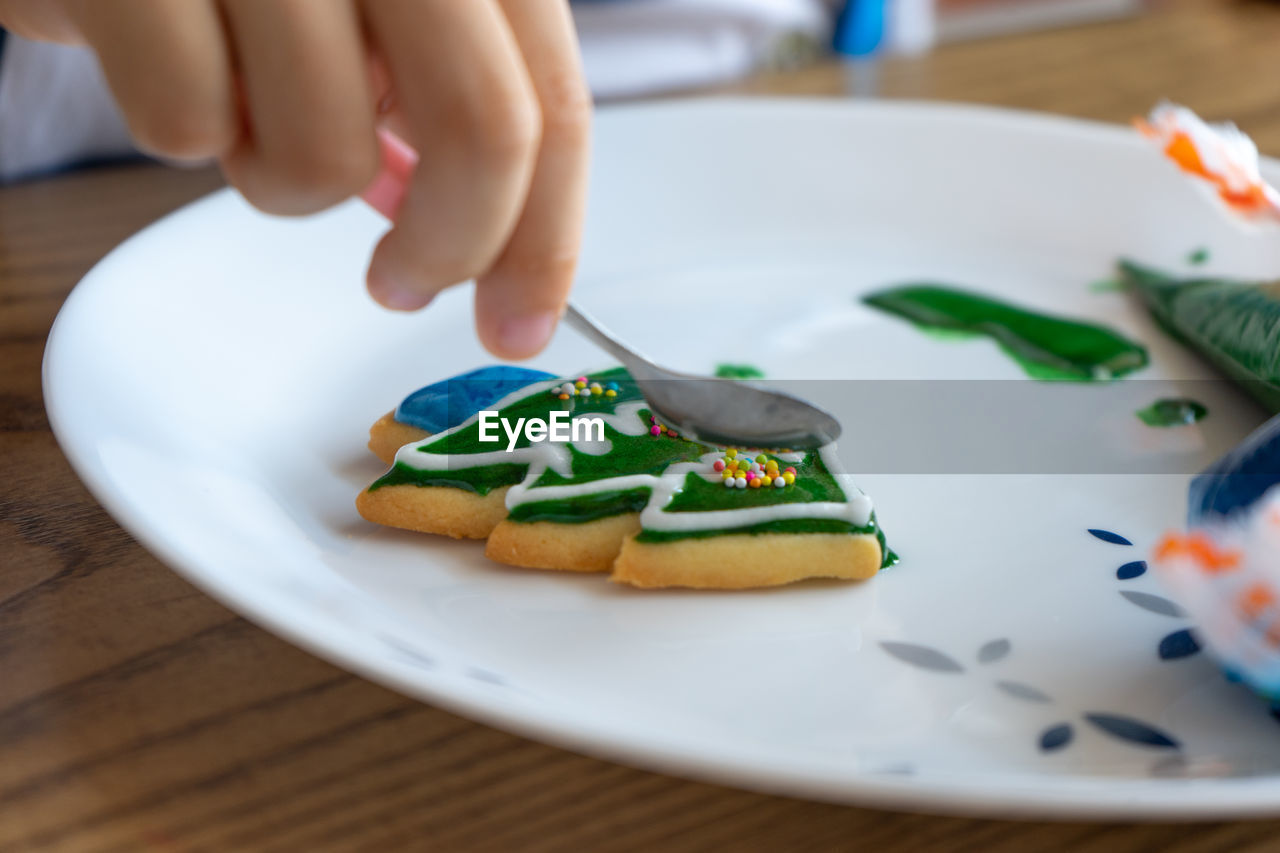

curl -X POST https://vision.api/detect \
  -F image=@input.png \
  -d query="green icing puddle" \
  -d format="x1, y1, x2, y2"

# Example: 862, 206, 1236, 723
864, 285, 1149, 381
715, 363, 766, 380
1136, 398, 1208, 428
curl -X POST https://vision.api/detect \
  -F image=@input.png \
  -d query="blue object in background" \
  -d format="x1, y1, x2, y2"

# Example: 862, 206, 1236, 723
834, 0, 886, 57
395, 366, 557, 433
1189, 413, 1280, 523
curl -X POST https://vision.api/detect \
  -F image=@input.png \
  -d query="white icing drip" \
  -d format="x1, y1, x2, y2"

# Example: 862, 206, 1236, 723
389, 382, 874, 533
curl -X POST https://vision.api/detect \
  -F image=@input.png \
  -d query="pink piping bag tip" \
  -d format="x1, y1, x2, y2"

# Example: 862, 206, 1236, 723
361, 129, 418, 221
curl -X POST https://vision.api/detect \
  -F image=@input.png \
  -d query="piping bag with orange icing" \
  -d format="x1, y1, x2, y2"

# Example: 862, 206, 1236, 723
1137, 103, 1280, 700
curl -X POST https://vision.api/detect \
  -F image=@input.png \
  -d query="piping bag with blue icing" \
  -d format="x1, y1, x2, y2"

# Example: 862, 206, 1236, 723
1135, 104, 1280, 700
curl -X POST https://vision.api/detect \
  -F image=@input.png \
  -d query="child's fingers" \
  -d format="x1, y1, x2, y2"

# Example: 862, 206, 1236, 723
474, 0, 591, 359
360, 0, 541, 316
218, 0, 379, 216
68, 0, 236, 160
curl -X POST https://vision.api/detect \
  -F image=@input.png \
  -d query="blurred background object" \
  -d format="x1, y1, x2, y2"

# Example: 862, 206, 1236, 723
934, 0, 1147, 43
574, 0, 835, 98
0, 0, 1155, 183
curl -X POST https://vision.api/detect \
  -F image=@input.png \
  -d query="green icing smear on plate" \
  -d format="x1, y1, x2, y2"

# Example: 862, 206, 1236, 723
714, 363, 766, 380
863, 284, 1149, 381
369, 366, 892, 567
1136, 398, 1209, 428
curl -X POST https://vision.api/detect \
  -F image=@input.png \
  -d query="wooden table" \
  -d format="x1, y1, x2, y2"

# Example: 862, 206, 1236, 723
7, 0, 1280, 849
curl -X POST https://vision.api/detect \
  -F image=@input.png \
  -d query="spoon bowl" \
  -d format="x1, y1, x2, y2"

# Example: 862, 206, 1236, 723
563, 304, 841, 450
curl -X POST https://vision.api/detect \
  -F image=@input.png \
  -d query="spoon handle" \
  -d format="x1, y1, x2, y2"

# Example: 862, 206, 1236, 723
561, 303, 655, 378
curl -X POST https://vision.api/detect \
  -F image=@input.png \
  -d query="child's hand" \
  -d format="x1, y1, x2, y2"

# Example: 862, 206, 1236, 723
1, 0, 591, 358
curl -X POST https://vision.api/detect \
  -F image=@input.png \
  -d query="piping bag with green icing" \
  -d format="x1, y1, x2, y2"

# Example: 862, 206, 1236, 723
1135, 103, 1280, 703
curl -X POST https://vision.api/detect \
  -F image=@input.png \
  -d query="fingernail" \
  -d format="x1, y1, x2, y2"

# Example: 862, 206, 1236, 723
498, 311, 557, 357
368, 267, 432, 312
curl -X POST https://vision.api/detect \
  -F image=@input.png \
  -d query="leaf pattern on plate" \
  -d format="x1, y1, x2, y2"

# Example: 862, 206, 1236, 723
1116, 560, 1147, 580
1158, 628, 1201, 660
466, 667, 508, 686
873, 763, 916, 776
1040, 723, 1073, 751
977, 638, 1011, 664
378, 634, 437, 669
1084, 713, 1180, 749
1120, 590, 1188, 619
879, 641, 964, 673
996, 680, 1051, 703
1088, 528, 1133, 546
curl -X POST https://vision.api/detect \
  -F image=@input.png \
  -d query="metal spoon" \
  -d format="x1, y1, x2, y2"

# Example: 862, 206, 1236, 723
563, 303, 840, 449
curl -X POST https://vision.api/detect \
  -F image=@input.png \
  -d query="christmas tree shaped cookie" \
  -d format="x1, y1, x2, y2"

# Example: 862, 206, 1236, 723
357, 366, 892, 589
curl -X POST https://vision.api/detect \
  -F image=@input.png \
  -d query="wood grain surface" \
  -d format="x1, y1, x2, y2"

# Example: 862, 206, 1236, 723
7, 0, 1280, 849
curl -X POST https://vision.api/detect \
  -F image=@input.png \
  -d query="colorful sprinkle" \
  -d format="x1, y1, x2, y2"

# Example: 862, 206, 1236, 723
723, 477, 735, 488
558, 393, 570, 400
605, 389, 617, 397
650, 425, 662, 436
709, 448, 801, 491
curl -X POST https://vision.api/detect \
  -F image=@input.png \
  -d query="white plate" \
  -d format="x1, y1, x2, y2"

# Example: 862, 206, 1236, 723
44, 99, 1280, 819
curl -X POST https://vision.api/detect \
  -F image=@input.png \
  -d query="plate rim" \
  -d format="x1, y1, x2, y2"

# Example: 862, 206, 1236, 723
42, 96, 1280, 820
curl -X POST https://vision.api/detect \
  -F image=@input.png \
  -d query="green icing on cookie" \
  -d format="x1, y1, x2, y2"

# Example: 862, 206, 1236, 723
633, 511, 897, 571
633, 517, 868, 541
417, 367, 641, 457
369, 461, 527, 496
663, 451, 845, 513
530, 413, 705, 487
507, 488, 651, 523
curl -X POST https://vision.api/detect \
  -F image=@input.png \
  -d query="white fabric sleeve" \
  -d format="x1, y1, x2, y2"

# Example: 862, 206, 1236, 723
0, 0, 833, 182
0, 34, 135, 183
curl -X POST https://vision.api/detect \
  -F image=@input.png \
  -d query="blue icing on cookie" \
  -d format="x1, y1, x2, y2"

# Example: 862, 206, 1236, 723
394, 366, 556, 433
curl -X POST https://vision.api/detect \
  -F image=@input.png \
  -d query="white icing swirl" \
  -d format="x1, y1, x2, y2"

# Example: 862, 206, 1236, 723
391, 383, 873, 532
